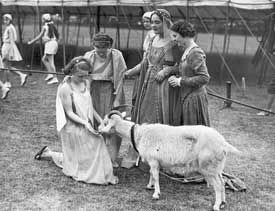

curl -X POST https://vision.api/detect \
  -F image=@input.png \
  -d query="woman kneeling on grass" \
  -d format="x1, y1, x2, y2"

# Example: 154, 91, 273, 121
34, 57, 118, 185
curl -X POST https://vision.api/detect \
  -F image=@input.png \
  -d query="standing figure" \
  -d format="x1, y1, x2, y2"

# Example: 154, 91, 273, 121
127, 11, 155, 122
34, 57, 118, 185
1, 14, 28, 88
126, 9, 181, 125
28, 13, 59, 85
82, 33, 126, 167
168, 20, 210, 126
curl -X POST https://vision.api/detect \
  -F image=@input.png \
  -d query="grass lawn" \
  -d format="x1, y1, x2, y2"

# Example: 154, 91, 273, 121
0, 73, 274, 211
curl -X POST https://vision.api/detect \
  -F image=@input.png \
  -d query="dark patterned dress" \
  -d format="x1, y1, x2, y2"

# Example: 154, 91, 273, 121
174, 46, 210, 126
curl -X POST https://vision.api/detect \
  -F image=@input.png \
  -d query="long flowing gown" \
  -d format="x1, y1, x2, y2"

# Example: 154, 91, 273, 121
56, 81, 118, 184
83, 49, 126, 164
174, 46, 210, 126
135, 38, 181, 125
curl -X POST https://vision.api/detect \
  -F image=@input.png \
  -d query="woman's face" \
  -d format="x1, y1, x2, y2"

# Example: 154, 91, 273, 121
3, 18, 10, 25
94, 45, 110, 58
151, 14, 163, 35
170, 30, 187, 48
143, 18, 151, 30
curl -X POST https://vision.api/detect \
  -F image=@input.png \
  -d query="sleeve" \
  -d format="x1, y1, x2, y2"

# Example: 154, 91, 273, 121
180, 49, 210, 88
161, 44, 182, 77
113, 50, 127, 105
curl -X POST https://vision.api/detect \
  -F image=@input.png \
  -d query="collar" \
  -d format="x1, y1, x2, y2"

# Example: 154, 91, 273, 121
130, 124, 139, 153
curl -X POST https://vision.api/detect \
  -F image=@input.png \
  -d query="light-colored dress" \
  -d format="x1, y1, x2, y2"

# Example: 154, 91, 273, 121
1, 24, 22, 61
84, 49, 126, 162
55, 79, 118, 184
43, 24, 58, 55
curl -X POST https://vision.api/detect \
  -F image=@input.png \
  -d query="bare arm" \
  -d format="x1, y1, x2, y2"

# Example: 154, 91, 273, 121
59, 84, 88, 126
93, 109, 103, 124
28, 28, 46, 45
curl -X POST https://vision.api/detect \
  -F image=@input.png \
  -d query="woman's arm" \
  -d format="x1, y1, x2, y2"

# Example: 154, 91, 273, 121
59, 84, 88, 126
28, 28, 46, 45
93, 109, 103, 124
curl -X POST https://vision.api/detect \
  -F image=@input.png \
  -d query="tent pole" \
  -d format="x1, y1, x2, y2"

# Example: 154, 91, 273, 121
243, 30, 247, 55
87, 0, 93, 43
0, 2, 2, 40
16, 6, 25, 66
66, 12, 70, 46
210, 19, 217, 52
219, 3, 230, 84
186, 0, 190, 21
116, 5, 120, 49
95, 6, 100, 33
37, 5, 43, 69
61, 0, 66, 67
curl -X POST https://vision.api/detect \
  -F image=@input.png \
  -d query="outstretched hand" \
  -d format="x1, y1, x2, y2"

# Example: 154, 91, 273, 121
85, 122, 100, 136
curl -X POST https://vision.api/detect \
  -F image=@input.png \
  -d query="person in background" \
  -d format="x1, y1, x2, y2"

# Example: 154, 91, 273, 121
1, 14, 28, 88
168, 20, 210, 126
128, 11, 155, 121
81, 33, 127, 167
28, 13, 59, 85
34, 57, 118, 185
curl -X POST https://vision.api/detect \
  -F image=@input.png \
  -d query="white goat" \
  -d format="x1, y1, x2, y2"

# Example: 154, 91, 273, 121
98, 111, 240, 211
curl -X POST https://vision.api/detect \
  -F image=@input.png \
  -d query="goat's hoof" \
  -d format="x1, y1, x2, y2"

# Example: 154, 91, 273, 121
146, 185, 154, 190
212, 205, 220, 211
152, 193, 160, 200
220, 202, 226, 210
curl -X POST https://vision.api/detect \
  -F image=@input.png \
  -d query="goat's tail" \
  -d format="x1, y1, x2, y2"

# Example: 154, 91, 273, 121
224, 142, 241, 154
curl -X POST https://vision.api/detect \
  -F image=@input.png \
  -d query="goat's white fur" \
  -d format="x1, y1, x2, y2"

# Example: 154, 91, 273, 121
98, 112, 240, 211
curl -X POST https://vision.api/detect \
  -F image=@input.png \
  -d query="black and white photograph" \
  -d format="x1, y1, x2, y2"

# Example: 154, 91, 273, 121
0, 0, 274, 210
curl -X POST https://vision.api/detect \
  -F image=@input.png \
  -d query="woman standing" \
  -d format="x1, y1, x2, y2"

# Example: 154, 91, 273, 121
126, 9, 181, 125
1, 14, 28, 88
34, 57, 118, 185
83, 33, 127, 167
168, 20, 210, 126
28, 13, 59, 85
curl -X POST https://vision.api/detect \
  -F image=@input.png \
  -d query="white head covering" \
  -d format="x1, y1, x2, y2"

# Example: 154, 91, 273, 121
3, 14, 12, 21
42, 13, 51, 22
142, 11, 152, 20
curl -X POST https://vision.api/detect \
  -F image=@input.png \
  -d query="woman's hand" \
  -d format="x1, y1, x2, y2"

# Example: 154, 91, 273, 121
155, 70, 166, 82
85, 122, 100, 136
168, 75, 181, 87
27, 41, 32, 45
124, 69, 134, 77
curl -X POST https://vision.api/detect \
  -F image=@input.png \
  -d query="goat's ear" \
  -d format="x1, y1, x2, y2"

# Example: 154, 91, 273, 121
121, 111, 127, 118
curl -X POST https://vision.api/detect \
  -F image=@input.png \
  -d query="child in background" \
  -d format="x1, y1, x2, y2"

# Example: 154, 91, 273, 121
28, 13, 59, 85
1, 14, 28, 88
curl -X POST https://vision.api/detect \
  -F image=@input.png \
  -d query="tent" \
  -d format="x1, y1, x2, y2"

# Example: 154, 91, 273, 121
1, 0, 275, 84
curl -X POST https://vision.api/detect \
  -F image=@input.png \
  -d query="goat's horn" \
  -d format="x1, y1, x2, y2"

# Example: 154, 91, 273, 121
107, 110, 123, 118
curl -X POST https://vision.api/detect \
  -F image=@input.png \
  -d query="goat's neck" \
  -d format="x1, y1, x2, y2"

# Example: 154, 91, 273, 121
114, 119, 135, 138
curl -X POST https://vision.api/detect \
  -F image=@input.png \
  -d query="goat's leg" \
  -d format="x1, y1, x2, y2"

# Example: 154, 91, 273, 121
208, 175, 223, 211
219, 173, 226, 209
148, 161, 160, 199
146, 169, 154, 190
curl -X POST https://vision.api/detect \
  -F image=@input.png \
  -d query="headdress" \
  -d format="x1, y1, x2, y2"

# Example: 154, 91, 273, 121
42, 13, 51, 22
142, 11, 153, 20
3, 14, 12, 21
152, 9, 171, 21
92, 33, 113, 48
63, 57, 91, 75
